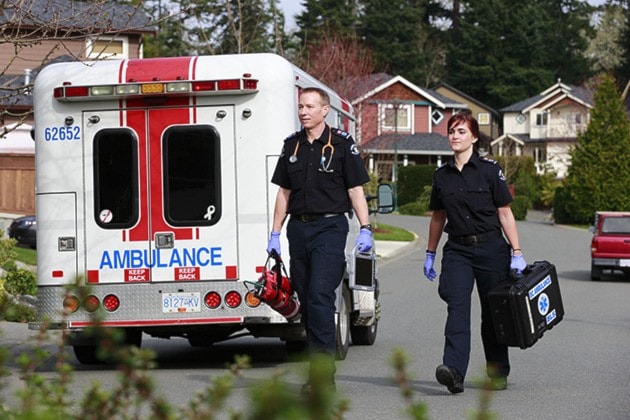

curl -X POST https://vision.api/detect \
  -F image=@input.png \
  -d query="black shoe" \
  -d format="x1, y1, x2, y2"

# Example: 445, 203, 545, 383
486, 376, 508, 391
435, 364, 464, 394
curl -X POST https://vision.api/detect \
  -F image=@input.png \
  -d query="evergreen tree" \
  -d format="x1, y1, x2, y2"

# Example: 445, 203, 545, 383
295, 0, 361, 43
562, 74, 630, 223
445, 0, 593, 109
613, 0, 630, 86
359, 0, 448, 87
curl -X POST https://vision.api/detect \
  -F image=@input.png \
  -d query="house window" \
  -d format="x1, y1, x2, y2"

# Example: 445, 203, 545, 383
516, 114, 526, 124
87, 37, 128, 59
565, 113, 582, 124
382, 104, 411, 131
535, 112, 548, 126
478, 113, 490, 125
431, 110, 443, 125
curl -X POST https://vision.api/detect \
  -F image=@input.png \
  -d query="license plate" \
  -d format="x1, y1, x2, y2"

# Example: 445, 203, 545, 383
162, 292, 201, 313
620, 259, 630, 267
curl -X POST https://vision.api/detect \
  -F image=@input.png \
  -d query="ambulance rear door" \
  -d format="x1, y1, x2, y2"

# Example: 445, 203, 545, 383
83, 105, 238, 284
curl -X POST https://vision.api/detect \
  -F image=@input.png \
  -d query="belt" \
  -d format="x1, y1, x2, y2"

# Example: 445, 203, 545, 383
292, 213, 341, 222
449, 230, 502, 245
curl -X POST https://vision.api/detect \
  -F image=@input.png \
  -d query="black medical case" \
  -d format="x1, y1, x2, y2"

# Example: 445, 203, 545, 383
488, 260, 564, 349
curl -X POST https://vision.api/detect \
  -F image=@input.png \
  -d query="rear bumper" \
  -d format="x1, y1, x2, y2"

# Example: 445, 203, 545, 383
592, 257, 630, 268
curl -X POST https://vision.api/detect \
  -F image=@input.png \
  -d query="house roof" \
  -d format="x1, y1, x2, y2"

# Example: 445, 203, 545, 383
346, 74, 465, 110
491, 133, 577, 147
432, 82, 500, 117
0, 0, 155, 34
360, 132, 453, 156
500, 80, 594, 113
0, 55, 77, 108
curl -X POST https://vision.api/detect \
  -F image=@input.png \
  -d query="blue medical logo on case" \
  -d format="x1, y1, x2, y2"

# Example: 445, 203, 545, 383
537, 293, 550, 315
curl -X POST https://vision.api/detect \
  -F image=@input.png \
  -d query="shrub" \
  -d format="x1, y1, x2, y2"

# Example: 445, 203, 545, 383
398, 186, 432, 216
3, 268, 37, 296
397, 165, 435, 207
511, 195, 531, 221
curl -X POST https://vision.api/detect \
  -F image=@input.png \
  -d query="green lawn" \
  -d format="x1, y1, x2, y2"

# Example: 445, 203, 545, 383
13, 245, 37, 266
373, 223, 415, 242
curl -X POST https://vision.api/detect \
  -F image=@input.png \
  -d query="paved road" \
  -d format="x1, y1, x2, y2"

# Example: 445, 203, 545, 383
2, 213, 630, 419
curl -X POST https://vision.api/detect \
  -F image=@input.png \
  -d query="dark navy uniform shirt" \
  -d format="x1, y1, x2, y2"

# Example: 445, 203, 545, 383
271, 125, 370, 215
429, 153, 513, 236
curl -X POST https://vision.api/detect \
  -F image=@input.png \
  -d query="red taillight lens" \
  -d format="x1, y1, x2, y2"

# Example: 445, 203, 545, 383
243, 79, 258, 90
83, 295, 100, 313
217, 79, 241, 90
192, 81, 217, 92
63, 295, 80, 313
225, 291, 242, 308
204, 291, 221, 309
102, 294, 120, 312
64, 86, 90, 97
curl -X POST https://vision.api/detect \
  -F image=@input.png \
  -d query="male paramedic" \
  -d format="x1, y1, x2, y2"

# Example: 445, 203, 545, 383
267, 87, 373, 395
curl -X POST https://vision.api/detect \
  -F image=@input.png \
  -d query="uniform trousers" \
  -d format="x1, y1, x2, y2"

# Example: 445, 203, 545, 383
287, 214, 347, 357
438, 235, 511, 379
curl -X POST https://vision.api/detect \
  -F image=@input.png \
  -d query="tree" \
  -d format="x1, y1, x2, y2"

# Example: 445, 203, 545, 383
586, 2, 626, 73
560, 73, 630, 224
359, 0, 449, 87
141, 0, 284, 57
295, 0, 361, 43
445, 0, 594, 109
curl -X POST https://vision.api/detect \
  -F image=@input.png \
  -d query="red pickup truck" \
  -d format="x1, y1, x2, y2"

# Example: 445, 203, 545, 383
590, 211, 630, 281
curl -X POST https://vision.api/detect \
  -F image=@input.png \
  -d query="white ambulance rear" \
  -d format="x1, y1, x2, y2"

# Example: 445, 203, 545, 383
30, 53, 393, 363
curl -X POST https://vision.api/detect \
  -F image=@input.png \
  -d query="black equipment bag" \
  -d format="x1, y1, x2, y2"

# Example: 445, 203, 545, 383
488, 260, 564, 349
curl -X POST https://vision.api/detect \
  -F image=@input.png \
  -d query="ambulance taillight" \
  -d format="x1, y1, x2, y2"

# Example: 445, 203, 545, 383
103, 294, 120, 312
225, 291, 242, 308
204, 292, 221, 309
83, 295, 100, 313
63, 295, 80, 313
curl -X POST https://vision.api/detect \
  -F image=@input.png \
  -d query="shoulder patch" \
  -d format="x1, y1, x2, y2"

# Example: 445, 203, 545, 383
332, 127, 351, 139
480, 156, 498, 165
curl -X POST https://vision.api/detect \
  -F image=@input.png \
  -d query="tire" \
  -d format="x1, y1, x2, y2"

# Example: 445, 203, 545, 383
73, 345, 101, 365
591, 263, 603, 281
351, 320, 378, 346
335, 284, 351, 361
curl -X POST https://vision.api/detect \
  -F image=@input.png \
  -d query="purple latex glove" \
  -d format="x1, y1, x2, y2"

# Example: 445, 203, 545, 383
424, 250, 437, 281
267, 231, 281, 256
355, 228, 373, 253
510, 253, 527, 274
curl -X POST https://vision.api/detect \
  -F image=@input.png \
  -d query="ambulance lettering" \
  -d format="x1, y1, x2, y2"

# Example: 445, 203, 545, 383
528, 275, 552, 300
99, 247, 223, 269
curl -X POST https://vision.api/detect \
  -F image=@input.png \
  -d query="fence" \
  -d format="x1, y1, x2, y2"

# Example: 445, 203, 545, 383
0, 154, 35, 215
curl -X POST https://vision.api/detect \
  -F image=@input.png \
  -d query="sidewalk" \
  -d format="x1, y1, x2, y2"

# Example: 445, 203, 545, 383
375, 238, 418, 259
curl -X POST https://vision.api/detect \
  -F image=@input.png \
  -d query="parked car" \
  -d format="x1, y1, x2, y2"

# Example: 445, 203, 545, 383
590, 211, 630, 281
7, 215, 36, 249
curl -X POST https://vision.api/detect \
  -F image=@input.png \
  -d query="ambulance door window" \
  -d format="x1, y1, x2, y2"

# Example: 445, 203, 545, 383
163, 125, 221, 226
93, 129, 139, 228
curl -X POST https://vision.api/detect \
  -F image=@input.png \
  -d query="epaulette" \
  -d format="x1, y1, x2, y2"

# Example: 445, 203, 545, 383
435, 162, 448, 171
332, 127, 352, 139
284, 131, 300, 141
480, 156, 498, 165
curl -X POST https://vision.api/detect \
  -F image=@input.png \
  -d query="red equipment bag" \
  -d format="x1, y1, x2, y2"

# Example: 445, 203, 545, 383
250, 251, 301, 321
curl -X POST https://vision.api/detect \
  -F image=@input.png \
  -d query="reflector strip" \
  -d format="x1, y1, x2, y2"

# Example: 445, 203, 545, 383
69, 317, 243, 328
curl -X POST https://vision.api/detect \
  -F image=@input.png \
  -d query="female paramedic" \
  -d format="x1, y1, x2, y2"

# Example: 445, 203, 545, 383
423, 112, 526, 394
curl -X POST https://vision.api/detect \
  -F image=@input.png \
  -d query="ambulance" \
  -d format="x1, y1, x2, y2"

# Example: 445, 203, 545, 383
30, 53, 394, 364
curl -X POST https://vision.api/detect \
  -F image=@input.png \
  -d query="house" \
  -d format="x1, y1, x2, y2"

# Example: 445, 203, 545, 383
433, 82, 501, 149
0, 0, 154, 215
347, 74, 467, 181
492, 80, 594, 178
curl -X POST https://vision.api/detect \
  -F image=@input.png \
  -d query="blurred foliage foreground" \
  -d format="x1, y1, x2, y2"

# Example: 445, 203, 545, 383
0, 283, 502, 420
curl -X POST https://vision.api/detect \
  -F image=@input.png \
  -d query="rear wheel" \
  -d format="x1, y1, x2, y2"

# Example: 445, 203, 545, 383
335, 284, 351, 360
73, 345, 101, 365
351, 319, 378, 346
591, 263, 603, 281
